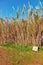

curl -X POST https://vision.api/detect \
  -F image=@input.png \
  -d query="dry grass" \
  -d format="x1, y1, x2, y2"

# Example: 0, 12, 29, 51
0, 17, 43, 45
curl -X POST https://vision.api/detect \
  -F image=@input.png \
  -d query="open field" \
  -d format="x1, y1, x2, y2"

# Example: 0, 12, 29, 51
0, 43, 43, 65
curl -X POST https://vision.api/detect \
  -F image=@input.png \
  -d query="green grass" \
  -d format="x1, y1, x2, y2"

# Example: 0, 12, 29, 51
0, 43, 33, 52
0, 42, 43, 51
0, 43, 43, 65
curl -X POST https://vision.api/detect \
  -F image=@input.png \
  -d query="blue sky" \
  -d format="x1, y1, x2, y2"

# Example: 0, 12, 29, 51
0, 0, 43, 19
